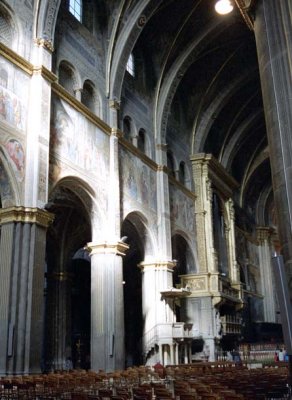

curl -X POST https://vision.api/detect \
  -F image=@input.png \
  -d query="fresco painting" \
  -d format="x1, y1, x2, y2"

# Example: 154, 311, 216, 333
121, 148, 157, 212
51, 99, 109, 180
0, 158, 14, 206
170, 184, 194, 232
4, 138, 25, 182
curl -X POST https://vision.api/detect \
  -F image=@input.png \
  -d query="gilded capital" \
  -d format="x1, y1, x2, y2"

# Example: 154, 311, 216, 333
256, 226, 273, 243
0, 207, 54, 228
111, 127, 123, 138
34, 38, 54, 52
86, 241, 129, 257
109, 99, 120, 110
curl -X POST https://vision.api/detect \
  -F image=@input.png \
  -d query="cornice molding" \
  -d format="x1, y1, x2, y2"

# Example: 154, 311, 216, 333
52, 82, 111, 135
0, 207, 54, 228
0, 42, 33, 75
191, 153, 239, 198
139, 260, 177, 270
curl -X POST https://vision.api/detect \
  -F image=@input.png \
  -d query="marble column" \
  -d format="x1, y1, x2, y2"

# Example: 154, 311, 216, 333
254, 0, 292, 282
140, 261, 176, 344
86, 241, 129, 372
0, 207, 54, 375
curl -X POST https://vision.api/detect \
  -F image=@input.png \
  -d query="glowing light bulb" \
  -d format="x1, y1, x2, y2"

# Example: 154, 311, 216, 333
215, 0, 234, 15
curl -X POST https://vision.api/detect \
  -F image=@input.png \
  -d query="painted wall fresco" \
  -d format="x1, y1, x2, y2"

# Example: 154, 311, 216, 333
50, 98, 109, 179
50, 97, 110, 233
0, 61, 28, 132
169, 183, 195, 233
120, 147, 157, 214
0, 157, 14, 206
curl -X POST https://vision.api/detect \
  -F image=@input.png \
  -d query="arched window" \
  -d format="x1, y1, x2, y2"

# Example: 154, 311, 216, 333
138, 129, 145, 153
0, 6, 13, 47
123, 117, 132, 141
179, 161, 185, 184
167, 151, 175, 177
126, 53, 135, 77
69, 0, 82, 22
59, 62, 76, 96
81, 80, 95, 112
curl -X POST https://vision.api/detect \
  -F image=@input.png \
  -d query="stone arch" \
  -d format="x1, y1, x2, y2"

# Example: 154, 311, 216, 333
156, 19, 227, 145
34, 0, 61, 45
171, 232, 197, 284
193, 70, 259, 155
44, 177, 94, 371
0, 1, 19, 51
108, 0, 164, 100
121, 211, 155, 367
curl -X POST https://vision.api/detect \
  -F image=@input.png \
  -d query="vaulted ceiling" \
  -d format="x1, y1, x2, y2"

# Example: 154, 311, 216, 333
110, 0, 270, 228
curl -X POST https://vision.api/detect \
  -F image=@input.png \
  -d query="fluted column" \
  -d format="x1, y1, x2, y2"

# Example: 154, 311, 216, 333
86, 241, 129, 372
254, 0, 292, 284
190, 155, 215, 272
139, 260, 176, 358
256, 227, 276, 322
0, 207, 53, 375
227, 199, 240, 283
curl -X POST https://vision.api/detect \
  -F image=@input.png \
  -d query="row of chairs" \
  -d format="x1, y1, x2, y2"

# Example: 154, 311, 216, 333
0, 361, 290, 399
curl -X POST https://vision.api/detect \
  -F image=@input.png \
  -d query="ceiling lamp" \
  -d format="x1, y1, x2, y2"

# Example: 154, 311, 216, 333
215, 0, 234, 15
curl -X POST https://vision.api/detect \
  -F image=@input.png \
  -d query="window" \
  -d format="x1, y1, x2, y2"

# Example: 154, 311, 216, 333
126, 53, 135, 77
69, 0, 82, 22
179, 161, 185, 184
138, 129, 145, 153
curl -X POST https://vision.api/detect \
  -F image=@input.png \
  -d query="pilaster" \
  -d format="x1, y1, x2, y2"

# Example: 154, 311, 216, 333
156, 143, 175, 259
0, 207, 53, 375
86, 241, 129, 372
25, 41, 56, 208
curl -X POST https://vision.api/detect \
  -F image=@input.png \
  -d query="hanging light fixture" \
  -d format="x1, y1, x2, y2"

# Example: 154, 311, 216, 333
215, 0, 234, 15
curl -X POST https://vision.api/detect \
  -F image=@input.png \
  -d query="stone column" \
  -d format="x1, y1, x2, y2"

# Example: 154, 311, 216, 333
139, 261, 176, 343
0, 207, 53, 375
257, 227, 276, 322
86, 241, 129, 372
254, 0, 292, 283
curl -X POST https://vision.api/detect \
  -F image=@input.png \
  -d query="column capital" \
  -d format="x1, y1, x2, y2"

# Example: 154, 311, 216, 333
85, 241, 129, 256
156, 143, 168, 152
139, 260, 177, 271
0, 206, 54, 228
109, 99, 120, 110
111, 127, 123, 138
34, 38, 54, 52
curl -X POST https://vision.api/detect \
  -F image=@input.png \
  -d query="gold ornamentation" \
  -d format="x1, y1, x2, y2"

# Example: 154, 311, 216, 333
34, 38, 54, 52
0, 207, 54, 228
